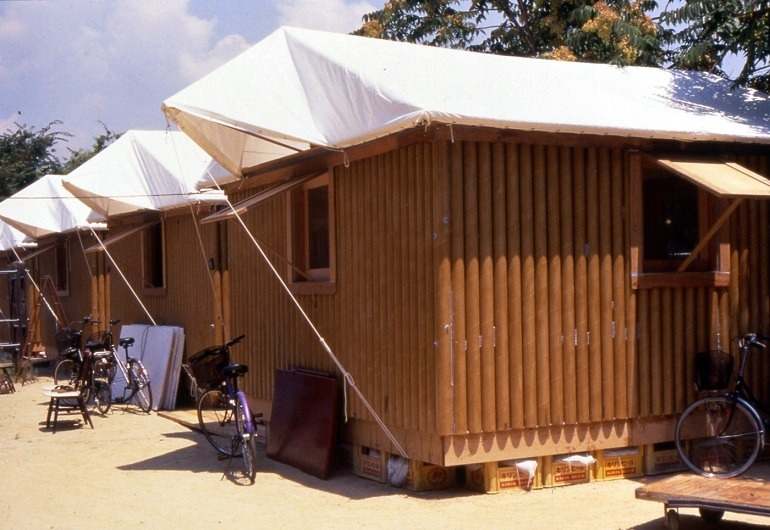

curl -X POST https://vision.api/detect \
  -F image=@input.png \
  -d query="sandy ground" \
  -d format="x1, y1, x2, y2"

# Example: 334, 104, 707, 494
1, 374, 769, 530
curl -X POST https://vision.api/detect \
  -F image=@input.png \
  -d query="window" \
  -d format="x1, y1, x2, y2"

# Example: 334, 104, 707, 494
642, 170, 704, 272
54, 241, 69, 295
288, 172, 335, 292
630, 154, 730, 289
142, 222, 165, 290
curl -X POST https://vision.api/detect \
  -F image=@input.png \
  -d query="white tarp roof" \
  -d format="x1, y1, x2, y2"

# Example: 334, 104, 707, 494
61, 130, 231, 217
0, 221, 35, 252
162, 26, 770, 178
0, 174, 106, 239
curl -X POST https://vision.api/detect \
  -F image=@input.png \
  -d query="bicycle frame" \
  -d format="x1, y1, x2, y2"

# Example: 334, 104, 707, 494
731, 341, 769, 429
222, 375, 255, 436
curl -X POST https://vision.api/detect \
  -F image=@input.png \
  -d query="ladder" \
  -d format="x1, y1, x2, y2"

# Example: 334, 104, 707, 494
26, 275, 68, 354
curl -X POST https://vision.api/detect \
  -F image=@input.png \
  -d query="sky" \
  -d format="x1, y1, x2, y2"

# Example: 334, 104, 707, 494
0, 0, 376, 155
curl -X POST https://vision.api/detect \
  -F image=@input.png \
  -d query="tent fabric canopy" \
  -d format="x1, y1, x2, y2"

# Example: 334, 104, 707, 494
0, 221, 35, 252
62, 130, 232, 217
163, 26, 770, 179
200, 172, 322, 225
0, 174, 106, 239
655, 158, 770, 198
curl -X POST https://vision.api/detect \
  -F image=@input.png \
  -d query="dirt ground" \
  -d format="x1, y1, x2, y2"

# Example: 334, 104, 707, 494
1, 374, 769, 530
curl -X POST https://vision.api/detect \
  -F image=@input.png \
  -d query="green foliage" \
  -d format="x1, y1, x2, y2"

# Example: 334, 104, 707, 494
355, 0, 667, 66
0, 118, 120, 200
660, 0, 770, 91
61, 122, 121, 173
0, 119, 68, 200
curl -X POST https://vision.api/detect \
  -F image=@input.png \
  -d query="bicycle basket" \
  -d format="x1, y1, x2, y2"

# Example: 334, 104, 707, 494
188, 345, 229, 390
694, 350, 734, 392
55, 327, 82, 354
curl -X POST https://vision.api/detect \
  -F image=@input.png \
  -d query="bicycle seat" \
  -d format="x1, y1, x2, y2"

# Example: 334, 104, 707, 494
119, 337, 135, 348
223, 363, 248, 378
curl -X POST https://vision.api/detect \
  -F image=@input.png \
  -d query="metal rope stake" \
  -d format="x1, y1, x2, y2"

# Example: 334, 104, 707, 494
199, 170, 409, 459
4, 237, 60, 325
88, 225, 157, 326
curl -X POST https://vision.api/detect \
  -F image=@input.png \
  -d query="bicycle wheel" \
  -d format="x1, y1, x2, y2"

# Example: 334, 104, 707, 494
54, 359, 77, 385
237, 398, 257, 483
128, 361, 153, 413
94, 380, 112, 414
676, 395, 763, 478
197, 389, 240, 457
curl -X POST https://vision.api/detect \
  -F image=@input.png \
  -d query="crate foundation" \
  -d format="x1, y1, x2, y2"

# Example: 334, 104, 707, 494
465, 459, 541, 494
644, 442, 686, 476
596, 447, 643, 481
352, 444, 388, 483
543, 453, 595, 487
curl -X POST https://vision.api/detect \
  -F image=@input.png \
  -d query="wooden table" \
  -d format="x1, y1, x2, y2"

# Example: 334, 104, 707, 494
636, 470, 770, 529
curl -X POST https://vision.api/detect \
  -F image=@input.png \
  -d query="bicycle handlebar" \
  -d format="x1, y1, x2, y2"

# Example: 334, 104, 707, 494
226, 335, 245, 348
740, 333, 769, 349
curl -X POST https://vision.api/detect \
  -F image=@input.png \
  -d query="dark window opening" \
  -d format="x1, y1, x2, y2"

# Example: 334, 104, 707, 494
143, 223, 164, 289
55, 242, 68, 293
643, 173, 701, 271
290, 174, 332, 283
307, 186, 330, 270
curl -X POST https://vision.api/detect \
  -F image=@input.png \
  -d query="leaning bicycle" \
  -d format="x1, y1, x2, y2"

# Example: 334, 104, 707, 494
190, 335, 260, 483
675, 333, 769, 478
94, 335, 153, 414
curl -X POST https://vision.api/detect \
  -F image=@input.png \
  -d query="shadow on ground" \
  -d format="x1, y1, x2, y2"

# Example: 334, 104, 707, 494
117, 430, 474, 499
631, 513, 770, 529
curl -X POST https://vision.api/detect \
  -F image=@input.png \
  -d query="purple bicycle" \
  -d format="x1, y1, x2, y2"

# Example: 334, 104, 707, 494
193, 335, 260, 483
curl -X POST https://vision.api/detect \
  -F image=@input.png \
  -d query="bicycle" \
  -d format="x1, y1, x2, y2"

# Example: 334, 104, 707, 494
93, 333, 153, 414
675, 332, 769, 478
191, 335, 260, 483
53, 316, 112, 411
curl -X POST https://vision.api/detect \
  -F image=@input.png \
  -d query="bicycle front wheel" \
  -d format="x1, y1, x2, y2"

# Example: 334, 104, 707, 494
676, 395, 763, 478
128, 361, 153, 413
198, 389, 240, 457
94, 380, 112, 414
237, 398, 257, 483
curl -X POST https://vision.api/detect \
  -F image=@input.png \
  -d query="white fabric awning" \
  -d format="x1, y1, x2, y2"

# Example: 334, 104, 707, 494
0, 174, 106, 239
62, 130, 232, 217
163, 26, 770, 179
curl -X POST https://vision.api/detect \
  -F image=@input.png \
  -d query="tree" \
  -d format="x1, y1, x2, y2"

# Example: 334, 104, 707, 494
661, 0, 770, 91
0, 119, 68, 200
355, 0, 666, 66
61, 122, 120, 173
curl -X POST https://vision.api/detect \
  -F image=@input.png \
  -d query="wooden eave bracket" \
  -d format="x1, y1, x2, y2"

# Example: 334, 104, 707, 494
676, 197, 743, 273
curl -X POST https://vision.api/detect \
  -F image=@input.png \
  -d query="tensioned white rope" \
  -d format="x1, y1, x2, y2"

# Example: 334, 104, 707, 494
88, 225, 157, 326
2, 236, 60, 325
188, 204, 221, 328
178, 145, 409, 459
75, 229, 94, 279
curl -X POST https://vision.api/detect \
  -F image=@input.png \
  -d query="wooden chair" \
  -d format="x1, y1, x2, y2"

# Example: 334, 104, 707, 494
43, 350, 94, 432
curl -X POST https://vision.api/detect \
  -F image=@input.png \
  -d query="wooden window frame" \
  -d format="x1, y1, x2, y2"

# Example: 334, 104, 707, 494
629, 153, 730, 290
140, 221, 167, 295
287, 171, 336, 295
54, 239, 70, 297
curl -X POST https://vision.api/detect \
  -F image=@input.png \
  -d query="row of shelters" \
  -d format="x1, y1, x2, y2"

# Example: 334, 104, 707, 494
2, 27, 770, 477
